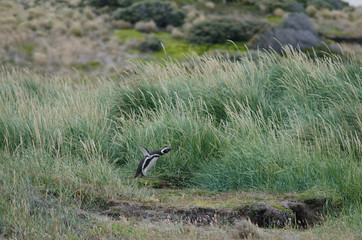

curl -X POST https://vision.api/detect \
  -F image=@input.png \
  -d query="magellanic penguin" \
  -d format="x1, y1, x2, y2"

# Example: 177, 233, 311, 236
135, 146, 172, 178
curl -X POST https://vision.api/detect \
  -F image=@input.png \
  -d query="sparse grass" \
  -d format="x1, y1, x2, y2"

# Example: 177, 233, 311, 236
0, 0, 131, 77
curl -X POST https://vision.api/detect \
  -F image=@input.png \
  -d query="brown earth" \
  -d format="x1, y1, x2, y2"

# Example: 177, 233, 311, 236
101, 199, 324, 228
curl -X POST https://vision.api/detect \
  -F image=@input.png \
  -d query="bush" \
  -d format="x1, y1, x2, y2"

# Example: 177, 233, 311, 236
113, 1, 185, 27
256, 13, 321, 52
111, 20, 132, 29
306, 0, 346, 10
257, 28, 321, 52
273, 8, 285, 17
188, 17, 269, 44
88, 0, 133, 7
134, 20, 157, 33
171, 28, 184, 39
306, 5, 317, 16
250, 0, 346, 11
283, 13, 317, 34
249, 0, 301, 12
68, 22, 83, 37
138, 37, 162, 52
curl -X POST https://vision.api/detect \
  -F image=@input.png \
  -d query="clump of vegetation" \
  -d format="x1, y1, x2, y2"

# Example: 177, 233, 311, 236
88, 0, 133, 7
249, 0, 303, 12
188, 16, 269, 44
231, 220, 264, 239
257, 13, 321, 52
138, 37, 162, 52
306, 5, 318, 16
113, 1, 185, 27
306, 0, 347, 9
283, 12, 317, 34
68, 21, 84, 37
134, 20, 157, 33
248, 0, 347, 12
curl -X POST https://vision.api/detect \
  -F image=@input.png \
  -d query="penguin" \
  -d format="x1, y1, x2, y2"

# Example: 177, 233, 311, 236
135, 146, 172, 178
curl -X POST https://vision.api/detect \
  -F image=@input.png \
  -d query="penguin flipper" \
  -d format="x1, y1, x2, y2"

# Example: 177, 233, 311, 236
135, 158, 145, 178
135, 163, 143, 178
139, 146, 150, 157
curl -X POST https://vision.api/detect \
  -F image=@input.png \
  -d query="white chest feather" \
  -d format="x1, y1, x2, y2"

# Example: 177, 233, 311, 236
142, 156, 159, 175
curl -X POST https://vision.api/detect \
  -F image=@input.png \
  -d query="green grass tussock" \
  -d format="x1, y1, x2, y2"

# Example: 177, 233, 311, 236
112, 107, 225, 182
110, 49, 361, 206
0, 68, 112, 159
0, 69, 152, 238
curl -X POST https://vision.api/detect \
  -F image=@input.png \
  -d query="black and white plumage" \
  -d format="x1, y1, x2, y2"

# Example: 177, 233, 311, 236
134, 146, 172, 178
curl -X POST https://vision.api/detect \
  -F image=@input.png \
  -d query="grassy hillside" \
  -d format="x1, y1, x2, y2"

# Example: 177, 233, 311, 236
0, 49, 361, 239
1, 0, 362, 77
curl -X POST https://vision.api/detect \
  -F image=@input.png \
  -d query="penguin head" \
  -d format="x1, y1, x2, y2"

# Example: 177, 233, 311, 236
160, 147, 172, 155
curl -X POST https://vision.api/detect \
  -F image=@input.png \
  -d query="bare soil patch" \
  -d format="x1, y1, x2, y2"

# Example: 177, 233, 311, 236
101, 198, 325, 228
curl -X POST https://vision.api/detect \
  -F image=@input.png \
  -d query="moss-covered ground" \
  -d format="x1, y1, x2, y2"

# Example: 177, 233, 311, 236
115, 29, 247, 60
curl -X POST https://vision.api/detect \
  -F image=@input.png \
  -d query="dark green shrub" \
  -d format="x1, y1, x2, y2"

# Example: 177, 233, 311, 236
88, 0, 116, 7
248, 0, 345, 12
113, 1, 185, 27
249, 0, 300, 12
138, 37, 162, 52
88, 0, 132, 7
188, 17, 269, 44
116, 0, 133, 7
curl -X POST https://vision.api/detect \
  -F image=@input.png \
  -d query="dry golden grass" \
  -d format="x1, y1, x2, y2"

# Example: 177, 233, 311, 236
313, 6, 362, 37
135, 20, 158, 33
0, 0, 132, 77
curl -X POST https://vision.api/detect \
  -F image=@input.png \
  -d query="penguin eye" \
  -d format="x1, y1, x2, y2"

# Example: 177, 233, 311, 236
161, 148, 170, 154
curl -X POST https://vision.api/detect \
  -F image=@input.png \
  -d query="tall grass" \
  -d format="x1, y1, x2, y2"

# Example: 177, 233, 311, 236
0, 49, 360, 237
110, 49, 361, 205
0, 68, 149, 238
